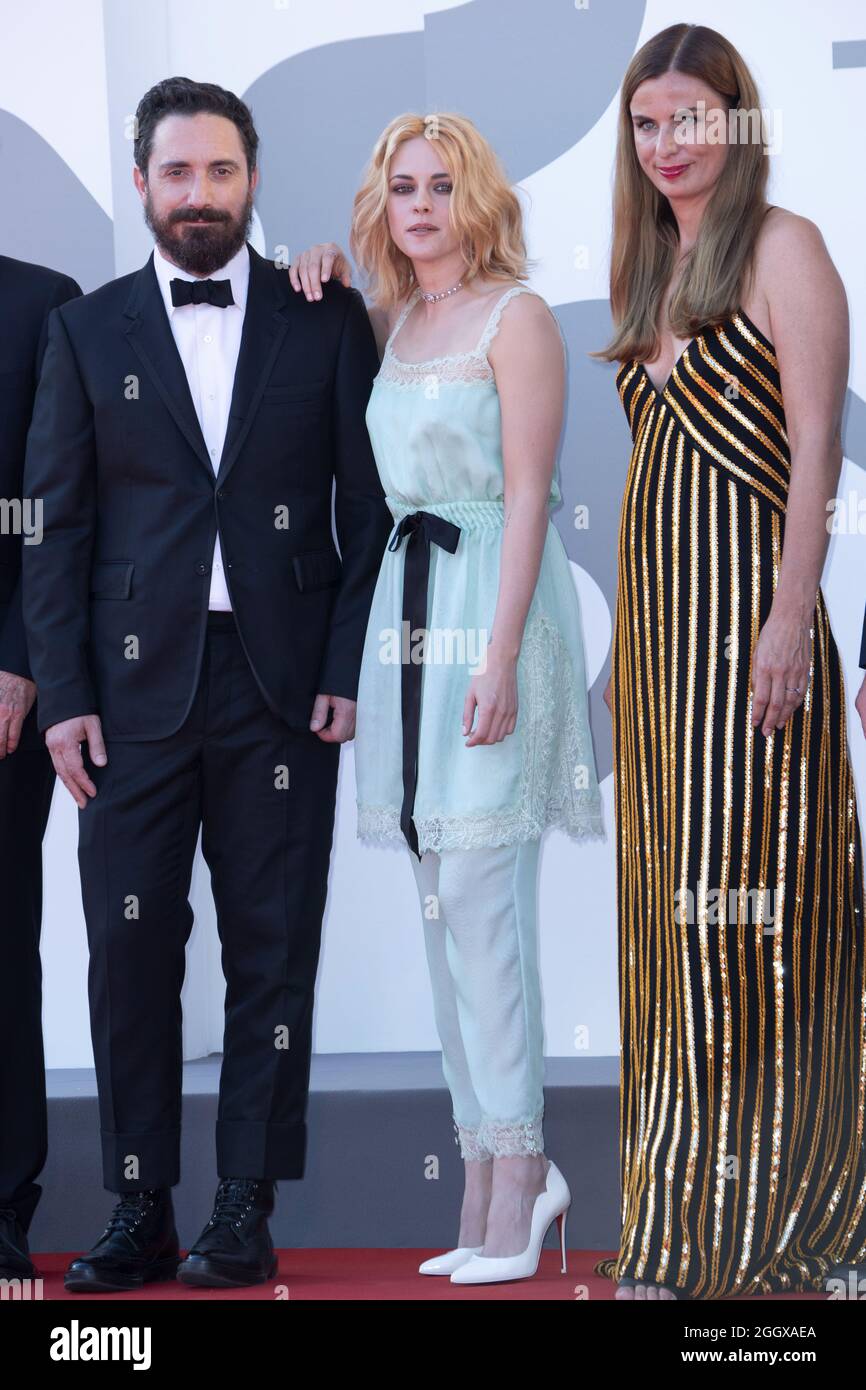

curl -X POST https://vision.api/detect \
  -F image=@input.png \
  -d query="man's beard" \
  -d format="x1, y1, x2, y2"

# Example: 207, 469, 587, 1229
143, 188, 255, 276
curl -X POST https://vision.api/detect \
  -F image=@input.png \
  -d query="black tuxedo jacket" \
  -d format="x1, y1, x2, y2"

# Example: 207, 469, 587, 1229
0, 254, 81, 682
22, 243, 393, 739
861, 602, 866, 670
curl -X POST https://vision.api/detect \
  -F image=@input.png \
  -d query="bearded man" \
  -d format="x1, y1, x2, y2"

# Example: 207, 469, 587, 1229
22, 76, 391, 1292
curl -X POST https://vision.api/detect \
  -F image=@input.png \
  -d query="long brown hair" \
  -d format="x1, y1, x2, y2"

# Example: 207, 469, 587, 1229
594, 24, 771, 364
350, 112, 529, 309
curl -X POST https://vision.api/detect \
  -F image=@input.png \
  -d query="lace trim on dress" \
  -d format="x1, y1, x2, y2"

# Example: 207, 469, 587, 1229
453, 1112, 545, 1160
453, 1120, 492, 1162
376, 284, 539, 389
357, 609, 606, 854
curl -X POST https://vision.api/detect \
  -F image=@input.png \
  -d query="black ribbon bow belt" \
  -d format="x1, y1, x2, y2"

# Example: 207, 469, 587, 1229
387, 510, 462, 858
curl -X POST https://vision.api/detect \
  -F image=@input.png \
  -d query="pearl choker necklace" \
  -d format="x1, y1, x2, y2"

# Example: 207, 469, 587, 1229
418, 281, 464, 303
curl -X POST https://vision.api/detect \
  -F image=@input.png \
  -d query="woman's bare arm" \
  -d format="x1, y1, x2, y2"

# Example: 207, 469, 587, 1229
463, 292, 564, 746
750, 211, 849, 735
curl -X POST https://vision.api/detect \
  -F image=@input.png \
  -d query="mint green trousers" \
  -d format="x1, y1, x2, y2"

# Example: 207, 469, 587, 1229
408, 838, 545, 1159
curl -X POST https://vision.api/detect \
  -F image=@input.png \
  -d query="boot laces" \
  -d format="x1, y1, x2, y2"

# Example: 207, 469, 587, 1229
206, 1178, 262, 1232
103, 1190, 160, 1236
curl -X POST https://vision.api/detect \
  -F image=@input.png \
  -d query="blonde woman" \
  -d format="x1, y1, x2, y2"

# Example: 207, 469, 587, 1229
592, 24, 866, 1298
292, 113, 604, 1284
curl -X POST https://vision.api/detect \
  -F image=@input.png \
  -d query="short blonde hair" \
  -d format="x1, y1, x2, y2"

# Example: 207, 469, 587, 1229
350, 112, 529, 308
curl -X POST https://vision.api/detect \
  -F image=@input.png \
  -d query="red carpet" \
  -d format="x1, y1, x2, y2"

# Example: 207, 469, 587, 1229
27, 1251, 827, 1300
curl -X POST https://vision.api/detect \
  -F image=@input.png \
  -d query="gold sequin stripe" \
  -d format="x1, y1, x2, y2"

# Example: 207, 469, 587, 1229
696, 336, 788, 443
617, 360, 647, 437
721, 488, 757, 1294
697, 334, 783, 439
772, 716, 796, 1244
794, 602, 836, 1253
634, 384, 658, 450
609, 588, 629, 1240
762, 514, 786, 1247
823, 609, 866, 1253
749, 521, 778, 1255
848, 1057, 866, 1261
818, 595, 848, 1237
634, 411, 674, 1282
786, 601, 839, 1287
656, 429, 686, 1285
613, 612, 632, 1240
675, 453, 703, 1287
810, 599, 866, 1277
615, 603, 636, 1240
735, 494, 765, 1288
780, 614, 824, 1287
666, 376, 789, 505
622, 402, 665, 1273
717, 323, 786, 411
731, 314, 781, 374
687, 343, 790, 466
708, 477, 739, 1296
772, 604, 813, 1278
806, 603, 856, 1273
645, 415, 675, 1283
613, 397, 648, 1250
616, 368, 655, 447
846, 766, 866, 1259
690, 462, 720, 1297
833, 837, 866, 1257
616, 359, 638, 392
618, 414, 645, 1240
619, 400, 659, 1271
619, 401, 649, 1275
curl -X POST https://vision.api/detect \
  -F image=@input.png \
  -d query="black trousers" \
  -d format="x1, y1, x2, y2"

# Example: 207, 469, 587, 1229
78, 611, 340, 1192
0, 714, 55, 1232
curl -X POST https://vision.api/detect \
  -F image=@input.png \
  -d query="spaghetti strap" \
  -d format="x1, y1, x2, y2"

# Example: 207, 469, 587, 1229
474, 284, 567, 364
384, 286, 422, 355
474, 285, 538, 355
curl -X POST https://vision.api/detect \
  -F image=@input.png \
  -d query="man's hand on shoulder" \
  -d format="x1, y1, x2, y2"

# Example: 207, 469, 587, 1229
309, 693, 356, 743
0, 671, 37, 758
45, 714, 107, 808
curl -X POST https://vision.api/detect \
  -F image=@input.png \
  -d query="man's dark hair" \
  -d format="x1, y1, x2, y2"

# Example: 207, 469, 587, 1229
134, 76, 259, 179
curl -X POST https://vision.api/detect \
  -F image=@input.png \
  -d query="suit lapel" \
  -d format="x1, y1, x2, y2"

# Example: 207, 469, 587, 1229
216, 245, 291, 485
121, 244, 291, 486
122, 252, 213, 479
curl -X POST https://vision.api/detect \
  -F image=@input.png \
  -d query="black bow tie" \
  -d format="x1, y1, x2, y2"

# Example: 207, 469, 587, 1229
169, 277, 234, 308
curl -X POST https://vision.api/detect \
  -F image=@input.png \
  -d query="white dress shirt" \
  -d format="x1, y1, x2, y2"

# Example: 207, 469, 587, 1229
152, 241, 250, 610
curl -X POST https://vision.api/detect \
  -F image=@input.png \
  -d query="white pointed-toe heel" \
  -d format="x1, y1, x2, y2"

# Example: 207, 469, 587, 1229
418, 1245, 484, 1275
449, 1161, 570, 1285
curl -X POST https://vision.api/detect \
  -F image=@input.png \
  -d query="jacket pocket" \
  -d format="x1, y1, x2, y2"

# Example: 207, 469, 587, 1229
90, 560, 134, 599
292, 547, 342, 593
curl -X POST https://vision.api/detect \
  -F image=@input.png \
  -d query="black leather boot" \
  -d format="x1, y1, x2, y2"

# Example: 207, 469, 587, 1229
177, 1178, 278, 1288
0, 1206, 37, 1280
64, 1189, 180, 1292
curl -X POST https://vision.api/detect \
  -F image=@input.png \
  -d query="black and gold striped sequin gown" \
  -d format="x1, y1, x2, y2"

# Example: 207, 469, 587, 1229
595, 310, 866, 1298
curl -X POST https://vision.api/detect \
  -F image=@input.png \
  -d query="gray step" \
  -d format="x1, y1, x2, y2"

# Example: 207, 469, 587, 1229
30, 1054, 620, 1254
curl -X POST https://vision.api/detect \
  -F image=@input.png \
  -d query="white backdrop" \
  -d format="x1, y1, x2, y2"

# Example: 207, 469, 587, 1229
2, 0, 863, 1066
